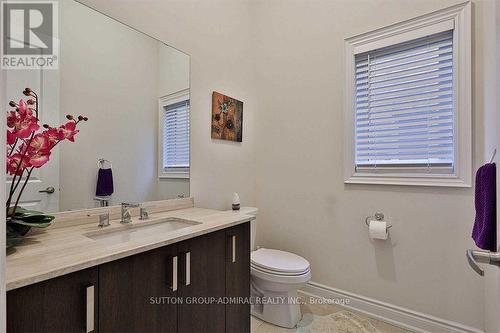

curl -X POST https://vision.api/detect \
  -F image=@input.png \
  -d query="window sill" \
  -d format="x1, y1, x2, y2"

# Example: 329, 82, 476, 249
159, 171, 190, 179
344, 174, 471, 188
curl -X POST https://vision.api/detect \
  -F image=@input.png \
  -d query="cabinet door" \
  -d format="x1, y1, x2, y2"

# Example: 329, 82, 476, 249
225, 222, 251, 333
177, 230, 226, 333
99, 245, 178, 333
7, 267, 98, 333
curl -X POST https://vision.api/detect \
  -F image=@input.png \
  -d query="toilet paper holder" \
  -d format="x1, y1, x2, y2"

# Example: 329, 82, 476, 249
365, 212, 392, 230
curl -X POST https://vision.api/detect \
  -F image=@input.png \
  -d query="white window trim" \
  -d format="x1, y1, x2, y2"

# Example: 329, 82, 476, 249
343, 1, 471, 187
158, 88, 190, 179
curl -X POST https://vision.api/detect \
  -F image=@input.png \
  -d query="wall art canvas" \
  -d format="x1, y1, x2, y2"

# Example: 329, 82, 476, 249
211, 91, 243, 142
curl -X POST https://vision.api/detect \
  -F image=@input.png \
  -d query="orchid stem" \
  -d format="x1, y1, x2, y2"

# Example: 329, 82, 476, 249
6, 168, 24, 217
8, 138, 18, 157
11, 167, 34, 217
10, 169, 25, 196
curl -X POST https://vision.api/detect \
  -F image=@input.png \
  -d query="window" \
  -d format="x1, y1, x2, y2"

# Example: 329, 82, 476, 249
159, 89, 190, 178
344, 3, 471, 187
355, 31, 454, 170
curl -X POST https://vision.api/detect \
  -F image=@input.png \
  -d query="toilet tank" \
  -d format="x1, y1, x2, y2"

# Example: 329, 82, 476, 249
239, 207, 258, 251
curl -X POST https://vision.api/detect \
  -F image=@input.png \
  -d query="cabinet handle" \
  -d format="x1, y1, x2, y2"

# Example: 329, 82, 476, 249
232, 235, 237, 263
185, 251, 191, 286
172, 256, 178, 291
86, 285, 95, 333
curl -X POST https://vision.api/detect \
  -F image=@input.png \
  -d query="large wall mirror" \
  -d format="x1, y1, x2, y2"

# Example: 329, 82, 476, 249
5, 0, 190, 212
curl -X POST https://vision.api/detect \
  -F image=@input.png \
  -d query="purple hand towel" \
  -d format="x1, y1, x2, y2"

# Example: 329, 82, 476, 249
472, 163, 496, 251
96, 168, 114, 197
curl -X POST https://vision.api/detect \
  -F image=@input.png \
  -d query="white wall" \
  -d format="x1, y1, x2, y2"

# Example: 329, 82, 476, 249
78, 0, 257, 210
252, 0, 493, 330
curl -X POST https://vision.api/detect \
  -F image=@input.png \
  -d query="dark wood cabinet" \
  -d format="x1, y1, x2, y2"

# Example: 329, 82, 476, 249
177, 230, 226, 333
98, 245, 178, 333
7, 222, 250, 333
7, 267, 98, 333
225, 222, 251, 333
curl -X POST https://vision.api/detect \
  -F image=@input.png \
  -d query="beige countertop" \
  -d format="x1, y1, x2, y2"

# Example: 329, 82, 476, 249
6, 202, 253, 291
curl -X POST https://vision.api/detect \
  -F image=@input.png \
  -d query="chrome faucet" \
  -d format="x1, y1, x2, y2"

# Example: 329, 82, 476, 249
121, 202, 140, 224
87, 211, 110, 228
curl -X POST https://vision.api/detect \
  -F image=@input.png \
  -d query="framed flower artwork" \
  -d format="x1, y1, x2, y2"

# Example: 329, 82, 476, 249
211, 91, 243, 142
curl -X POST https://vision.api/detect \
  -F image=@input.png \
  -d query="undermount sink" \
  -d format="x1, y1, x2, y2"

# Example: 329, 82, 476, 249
84, 218, 201, 244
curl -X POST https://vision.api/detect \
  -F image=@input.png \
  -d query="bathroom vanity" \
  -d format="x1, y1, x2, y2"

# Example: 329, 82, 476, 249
6, 198, 252, 333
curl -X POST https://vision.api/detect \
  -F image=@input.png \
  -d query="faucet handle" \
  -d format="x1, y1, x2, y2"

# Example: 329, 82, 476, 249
139, 207, 149, 220
87, 209, 110, 227
138, 202, 159, 220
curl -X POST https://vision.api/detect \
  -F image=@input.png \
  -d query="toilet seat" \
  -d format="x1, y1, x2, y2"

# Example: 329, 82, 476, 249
251, 263, 310, 276
251, 264, 311, 284
251, 248, 310, 275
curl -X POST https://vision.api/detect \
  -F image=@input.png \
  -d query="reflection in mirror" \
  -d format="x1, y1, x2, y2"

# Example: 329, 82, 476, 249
4, 0, 190, 213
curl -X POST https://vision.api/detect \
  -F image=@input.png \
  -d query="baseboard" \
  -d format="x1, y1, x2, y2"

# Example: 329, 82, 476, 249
300, 281, 483, 333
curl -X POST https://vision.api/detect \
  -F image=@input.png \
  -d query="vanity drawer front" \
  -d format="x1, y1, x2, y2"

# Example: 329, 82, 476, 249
177, 229, 226, 333
7, 267, 99, 333
98, 245, 178, 333
225, 222, 251, 333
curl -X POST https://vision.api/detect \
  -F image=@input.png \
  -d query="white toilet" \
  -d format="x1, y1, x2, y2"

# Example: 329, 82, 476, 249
238, 207, 311, 329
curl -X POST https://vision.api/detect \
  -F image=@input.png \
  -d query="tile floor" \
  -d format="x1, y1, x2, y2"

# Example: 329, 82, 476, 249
250, 294, 413, 333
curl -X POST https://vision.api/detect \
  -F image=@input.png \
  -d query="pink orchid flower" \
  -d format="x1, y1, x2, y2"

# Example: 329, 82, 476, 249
7, 100, 39, 139
6, 154, 30, 176
14, 115, 40, 139
7, 111, 17, 129
29, 133, 51, 152
59, 121, 79, 142
14, 137, 51, 169
43, 127, 65, 144
7, 130, 16, 145
28, 150, 51, 168
17, 100, 32, 117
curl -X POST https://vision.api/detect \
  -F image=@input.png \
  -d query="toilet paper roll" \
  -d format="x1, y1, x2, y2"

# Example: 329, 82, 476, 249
368, 220, 388, 240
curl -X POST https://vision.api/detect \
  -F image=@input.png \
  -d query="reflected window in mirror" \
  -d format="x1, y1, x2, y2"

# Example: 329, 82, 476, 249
159, 89, 190, 179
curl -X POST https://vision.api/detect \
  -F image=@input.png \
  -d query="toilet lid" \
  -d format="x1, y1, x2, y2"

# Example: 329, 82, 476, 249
251, 248, 310, 274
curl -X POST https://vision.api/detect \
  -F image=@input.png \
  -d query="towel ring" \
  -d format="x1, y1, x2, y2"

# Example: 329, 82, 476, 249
98, 158, 112, 169
365, 212, 392, 229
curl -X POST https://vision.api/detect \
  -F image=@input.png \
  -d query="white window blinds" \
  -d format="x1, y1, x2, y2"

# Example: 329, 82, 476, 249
354, 30, 454, 171
163, 100, 190, 170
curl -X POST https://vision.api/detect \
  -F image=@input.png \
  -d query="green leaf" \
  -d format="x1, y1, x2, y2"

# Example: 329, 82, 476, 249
12, 207, 29, 214
17, 214, 54, 223
9, 219, 52, 228
13, 209, 45, 217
